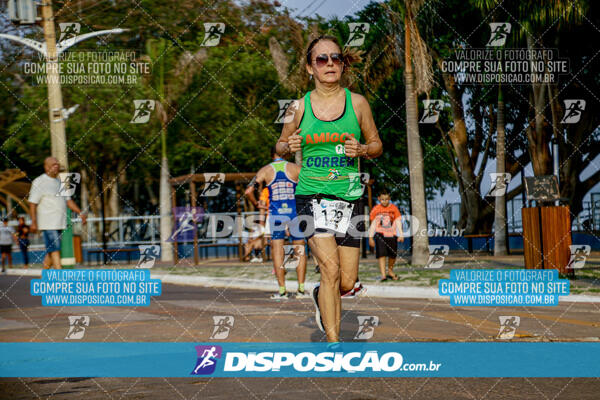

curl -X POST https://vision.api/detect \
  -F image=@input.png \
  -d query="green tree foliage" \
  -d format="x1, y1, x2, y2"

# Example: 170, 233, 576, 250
170, 45, 290, 177
5, 0, 597, 223
3, 53, 156, 215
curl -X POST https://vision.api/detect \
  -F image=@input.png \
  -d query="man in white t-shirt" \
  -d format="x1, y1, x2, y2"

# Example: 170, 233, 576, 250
28, 157, 87, 269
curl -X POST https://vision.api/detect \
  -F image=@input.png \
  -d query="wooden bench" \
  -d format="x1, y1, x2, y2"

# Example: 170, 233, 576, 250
197, 243, 239, 259
464, 234, 493, 254
87, 248, 139, 265
464, 233, 522, 254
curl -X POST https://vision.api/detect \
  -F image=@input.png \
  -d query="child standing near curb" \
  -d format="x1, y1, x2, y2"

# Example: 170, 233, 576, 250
369, 190, 403, 282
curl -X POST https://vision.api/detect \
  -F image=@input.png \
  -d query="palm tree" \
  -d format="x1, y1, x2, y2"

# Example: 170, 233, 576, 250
145, 38, 207, 262
401, 0, 433, 265
347, 0, 432, 265
474, 0, 586, 255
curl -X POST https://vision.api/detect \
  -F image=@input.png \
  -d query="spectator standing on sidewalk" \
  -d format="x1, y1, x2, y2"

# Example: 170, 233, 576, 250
369, 190, 403, 282
16, 216, 30, 268
0, 217, 15, 272
28, 157, 87, 269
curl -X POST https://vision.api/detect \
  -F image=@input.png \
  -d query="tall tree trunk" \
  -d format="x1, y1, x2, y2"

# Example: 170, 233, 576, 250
88, 171, 102, 242
108, 176, 119, 218
494, 85, 508, 255
404, 12, 429, 265
526, 35, 553, 176
442, 71, 483, 233
159, 116, 173, 262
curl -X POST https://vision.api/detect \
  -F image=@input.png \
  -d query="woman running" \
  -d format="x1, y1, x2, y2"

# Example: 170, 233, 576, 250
276, 35, 382, 343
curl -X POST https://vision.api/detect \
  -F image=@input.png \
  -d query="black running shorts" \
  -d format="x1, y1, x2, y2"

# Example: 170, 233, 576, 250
374, 233, 398, 258
294, 194, 365, 248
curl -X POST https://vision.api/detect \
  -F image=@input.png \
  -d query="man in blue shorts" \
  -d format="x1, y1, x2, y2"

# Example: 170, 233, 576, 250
245, 147, 307, 299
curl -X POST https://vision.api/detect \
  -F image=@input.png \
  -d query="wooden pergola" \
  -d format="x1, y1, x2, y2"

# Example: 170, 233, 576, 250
0, 169, 31, 216
170, 172, 256, 264
169, 172, 375, 264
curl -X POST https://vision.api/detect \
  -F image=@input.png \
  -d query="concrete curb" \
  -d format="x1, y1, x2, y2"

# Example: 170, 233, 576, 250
151, 274, 600, 303
7, 268, 600, 303
151, 273, 442, 300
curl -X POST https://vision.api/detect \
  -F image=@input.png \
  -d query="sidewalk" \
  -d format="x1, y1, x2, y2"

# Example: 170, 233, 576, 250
6, 252, 600, 302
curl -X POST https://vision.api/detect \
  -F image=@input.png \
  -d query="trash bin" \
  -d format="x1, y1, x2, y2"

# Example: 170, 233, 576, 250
522, 205, 572, 274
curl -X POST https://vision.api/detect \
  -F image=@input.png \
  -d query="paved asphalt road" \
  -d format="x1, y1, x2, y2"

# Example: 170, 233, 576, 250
1, 274, 599, 399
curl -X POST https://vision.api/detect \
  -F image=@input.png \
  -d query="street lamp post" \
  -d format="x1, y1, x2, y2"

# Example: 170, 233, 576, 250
1, 0, 127, 266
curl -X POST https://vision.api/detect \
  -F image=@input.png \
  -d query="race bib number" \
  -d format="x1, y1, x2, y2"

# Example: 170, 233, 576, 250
312, 199, 354, 234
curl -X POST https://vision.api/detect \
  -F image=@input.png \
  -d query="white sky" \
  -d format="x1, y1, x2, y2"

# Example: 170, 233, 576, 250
278, 0, 376, 19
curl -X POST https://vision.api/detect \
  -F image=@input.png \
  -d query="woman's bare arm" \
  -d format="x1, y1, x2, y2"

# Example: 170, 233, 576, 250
349, 93, 382, 159
276, 99, 304, 156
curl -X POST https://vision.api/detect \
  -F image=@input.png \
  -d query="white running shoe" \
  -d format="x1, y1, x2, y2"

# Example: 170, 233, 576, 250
341, 281, 367, 298
270, 292, 290, 300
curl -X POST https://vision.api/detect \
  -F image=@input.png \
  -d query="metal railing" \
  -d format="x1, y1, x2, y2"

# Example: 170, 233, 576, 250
431, 194, 600, 234
6, 193, 599, 251
72, 212, 263, 247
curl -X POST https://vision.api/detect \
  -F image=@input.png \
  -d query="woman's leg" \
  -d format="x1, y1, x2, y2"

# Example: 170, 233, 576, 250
337, 200, 365, 292
308, 234, 340, 342
339, 246, 360, 293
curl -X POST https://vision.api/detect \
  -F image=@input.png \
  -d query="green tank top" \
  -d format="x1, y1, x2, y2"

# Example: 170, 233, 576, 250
296, 88, 362, 201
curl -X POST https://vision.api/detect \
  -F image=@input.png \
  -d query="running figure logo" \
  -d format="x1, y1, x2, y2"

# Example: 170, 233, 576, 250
346, 172, 369, 197
354, 316, 379, 340
137, 245, 160, 268
170, 211, 196, 241
201, 173, 225, 197
486, 22, 511, 47
200, 23, 225, 47
65, 316, 90, 340
130, 100, 155, 124
426, 245, 449, 269
345, 22, 370, 47
567, 245, 591, 269
210, 316, 234, 339
488, 173, 511, 197
274, 99, 298, 124
191, 345, 222, 375
56, 172, 81, 197
282, 244, 304, 270
561, 100, 586, 124
327, 169, 340, 181
58, 22, 80, 45
497, 316, 520, 339
419, 100, 443, 124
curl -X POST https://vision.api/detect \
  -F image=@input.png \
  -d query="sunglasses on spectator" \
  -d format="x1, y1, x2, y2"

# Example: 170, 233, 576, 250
313, 53, 344, 67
